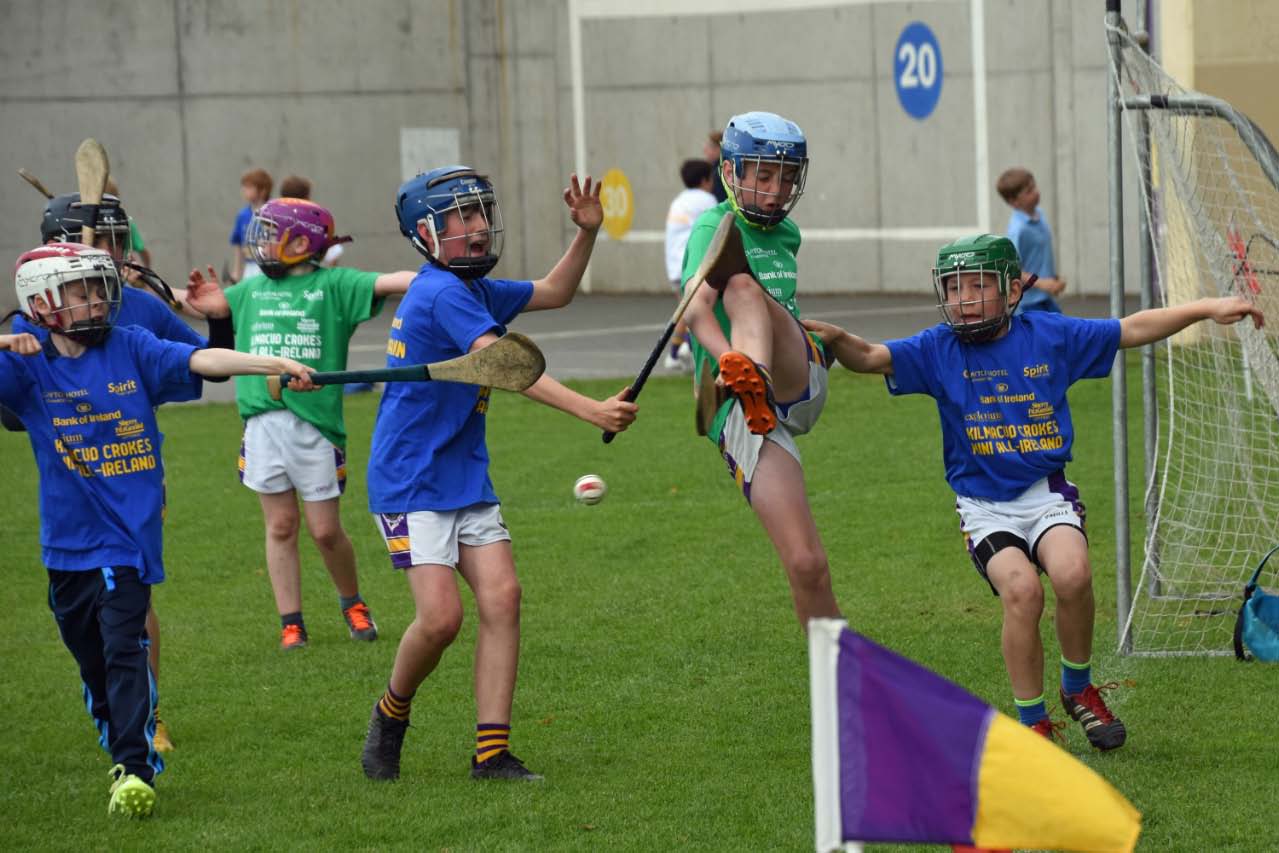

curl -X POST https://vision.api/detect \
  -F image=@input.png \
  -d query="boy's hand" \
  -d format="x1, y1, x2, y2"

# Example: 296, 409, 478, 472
0, 333, 41, 355
120, 259, 144, 288
801, 318, 847, 347
592, 385, 638, 432
279, 359, 317, 391
1035, 276, 1067, 297
563, 173, 602, 233
1209, 295, 1265, 328
186, 265, 232, 319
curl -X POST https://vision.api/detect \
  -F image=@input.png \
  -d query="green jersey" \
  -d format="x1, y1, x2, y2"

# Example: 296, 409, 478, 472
128, 218, 145, 253
682, 202, 822, 439
225, 266, 384, 448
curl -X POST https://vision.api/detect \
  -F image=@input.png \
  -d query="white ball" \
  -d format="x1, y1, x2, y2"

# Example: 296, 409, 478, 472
573, 474, 607, 505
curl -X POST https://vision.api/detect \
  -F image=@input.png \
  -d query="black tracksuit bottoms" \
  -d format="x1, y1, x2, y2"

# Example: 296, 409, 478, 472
47, 566, 161, 784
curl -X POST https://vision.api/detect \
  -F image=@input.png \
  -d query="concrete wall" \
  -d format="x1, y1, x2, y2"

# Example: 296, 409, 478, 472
0, 0, 1252, 313
0, 0, 567, 312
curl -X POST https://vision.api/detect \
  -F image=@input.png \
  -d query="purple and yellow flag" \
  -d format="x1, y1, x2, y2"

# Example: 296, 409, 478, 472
809, 620, 1141, 853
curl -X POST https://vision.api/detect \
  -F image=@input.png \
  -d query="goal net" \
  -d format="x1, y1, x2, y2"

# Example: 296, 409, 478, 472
1111, 23, 1279, 656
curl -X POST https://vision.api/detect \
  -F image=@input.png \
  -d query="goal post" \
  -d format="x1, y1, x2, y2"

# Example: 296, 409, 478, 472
1108, 12, 1279, 656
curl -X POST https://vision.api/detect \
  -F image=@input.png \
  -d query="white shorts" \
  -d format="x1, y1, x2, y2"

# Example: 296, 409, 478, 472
718, 339, 828, 503
956, 472, 1087, 593
239, 409, 346, 501
374, 503, 511, 570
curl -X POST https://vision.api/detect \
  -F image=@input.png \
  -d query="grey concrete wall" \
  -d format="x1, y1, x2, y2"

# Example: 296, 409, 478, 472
0, 0, 568, 313
572, 0, 1143, 298
0, 0, 1152, 314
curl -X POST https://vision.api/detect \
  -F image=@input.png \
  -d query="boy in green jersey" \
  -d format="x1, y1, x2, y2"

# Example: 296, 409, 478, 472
185, 198, 413, 649
683, 112, 842, 631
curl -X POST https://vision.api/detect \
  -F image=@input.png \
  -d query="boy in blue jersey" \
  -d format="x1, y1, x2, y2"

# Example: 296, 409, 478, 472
803, 234, 1263, 750
4, 191, 236, 753
0, 243, 314, 817
359, 168, 636, 782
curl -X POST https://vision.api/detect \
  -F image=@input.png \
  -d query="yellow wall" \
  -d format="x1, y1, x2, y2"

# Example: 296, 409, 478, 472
1161, 0, 1279, 142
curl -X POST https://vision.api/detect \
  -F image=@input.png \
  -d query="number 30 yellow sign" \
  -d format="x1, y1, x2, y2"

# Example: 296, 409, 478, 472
600, 168, 634, 240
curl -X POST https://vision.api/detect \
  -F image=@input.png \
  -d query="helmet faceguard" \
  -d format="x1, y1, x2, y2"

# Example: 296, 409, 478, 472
395, 167, 504, 279
247, 198, 350, 279
14, 243, 121, 346
932, 234, 1022, 343
40, 193, 134, 262
720, 112, 809, 229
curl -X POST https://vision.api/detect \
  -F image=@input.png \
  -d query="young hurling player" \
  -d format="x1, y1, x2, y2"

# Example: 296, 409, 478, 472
0, 243, 313, 817
682, 111, 843, 631
6, 191, 236, 753
183, 199, 415, 650
359, 167, 636, 782
804, 233, 1263, 747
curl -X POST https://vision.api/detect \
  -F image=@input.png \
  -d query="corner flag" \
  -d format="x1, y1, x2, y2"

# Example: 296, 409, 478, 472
809, 619, 1141, 852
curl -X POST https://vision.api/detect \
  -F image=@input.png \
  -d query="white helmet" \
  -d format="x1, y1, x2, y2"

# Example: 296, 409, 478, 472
14, 242, 121, 345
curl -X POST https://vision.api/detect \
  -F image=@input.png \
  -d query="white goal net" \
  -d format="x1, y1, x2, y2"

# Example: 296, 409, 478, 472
1111, 23, 1279, 656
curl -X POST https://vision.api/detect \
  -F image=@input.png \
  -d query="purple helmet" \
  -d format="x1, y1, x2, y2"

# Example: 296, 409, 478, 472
246, 198, 351, 278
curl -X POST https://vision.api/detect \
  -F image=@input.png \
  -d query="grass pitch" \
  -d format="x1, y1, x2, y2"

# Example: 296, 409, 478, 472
1, 359, 1274, 851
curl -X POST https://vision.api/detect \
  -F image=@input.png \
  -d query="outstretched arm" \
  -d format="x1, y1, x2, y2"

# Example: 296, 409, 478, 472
526, 174, 602, 311
1119, 295, 1264, 348
374, 271, 417, 296
467, 329, 636, 430
801, 319, 894, 375
188, 348, 316, 388
522, 374, 637, 432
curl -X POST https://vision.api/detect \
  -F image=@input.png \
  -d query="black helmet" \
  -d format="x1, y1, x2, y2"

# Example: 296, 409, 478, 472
40, 192, 132, 260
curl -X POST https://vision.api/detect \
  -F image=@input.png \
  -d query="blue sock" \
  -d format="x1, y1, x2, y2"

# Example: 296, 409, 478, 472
1061, 658, 1092, 696
1015, 694, 1048, 726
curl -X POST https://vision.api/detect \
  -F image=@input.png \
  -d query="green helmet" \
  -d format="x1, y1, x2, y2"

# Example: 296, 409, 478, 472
931, 234, 1022, 342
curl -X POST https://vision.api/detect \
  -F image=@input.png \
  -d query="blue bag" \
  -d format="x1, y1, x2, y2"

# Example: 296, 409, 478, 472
1233, 544, 1279, 662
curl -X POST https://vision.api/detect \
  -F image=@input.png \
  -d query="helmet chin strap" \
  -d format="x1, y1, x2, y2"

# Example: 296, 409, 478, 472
62, 320, 112, 346
444, 256, 497, 280
953, 315, 1010, 343
259, 260, 290, 279
738, 204, 787, 228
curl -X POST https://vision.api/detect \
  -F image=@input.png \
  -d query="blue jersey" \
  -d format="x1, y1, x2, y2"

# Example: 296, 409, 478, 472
1007, 207, 1056, 278
884, 313, 1121, 501
0, 326, 203, 582
230, 204, 253, 246
1007, 207, 1060, 314
366, 264, 533, 513
14, 287, 207, 348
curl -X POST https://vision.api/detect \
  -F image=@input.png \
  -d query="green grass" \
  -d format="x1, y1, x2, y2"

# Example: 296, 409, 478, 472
1, 357, 1276, 851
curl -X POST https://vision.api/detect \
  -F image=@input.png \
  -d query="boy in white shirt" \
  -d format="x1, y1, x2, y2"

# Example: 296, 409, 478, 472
662, 159, 717, 369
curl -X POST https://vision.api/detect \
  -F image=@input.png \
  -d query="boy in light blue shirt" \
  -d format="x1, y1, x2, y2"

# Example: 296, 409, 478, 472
997, 167, 1066, 314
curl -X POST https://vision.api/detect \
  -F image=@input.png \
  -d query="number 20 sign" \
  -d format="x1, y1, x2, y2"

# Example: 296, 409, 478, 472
894, 21, 943, 120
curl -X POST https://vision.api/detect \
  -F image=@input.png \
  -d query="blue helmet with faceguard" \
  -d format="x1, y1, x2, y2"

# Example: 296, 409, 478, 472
395, 166, 505, 279
719, 112, 809, 228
